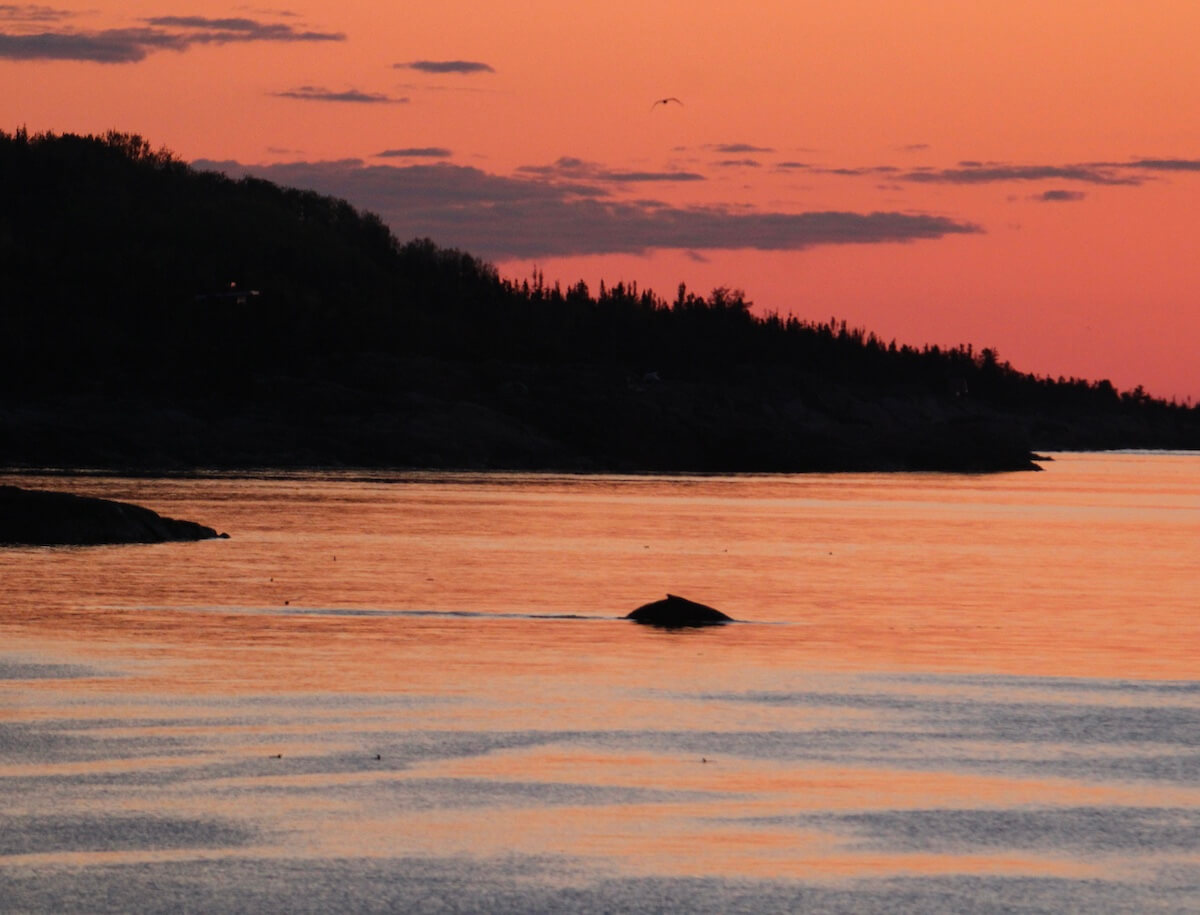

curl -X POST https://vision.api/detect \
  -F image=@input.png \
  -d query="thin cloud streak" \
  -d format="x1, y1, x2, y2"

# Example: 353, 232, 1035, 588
377, 147, 453, 158
708, 143, 775, 154
193, 157, 981, 260
902, 164, 1138, 185
0, 4, 71, 21
813, 165, 900, 177
790, 157, 1200, 186
0, 28, 183, 62
517, 156, 704, 183
143, 16, 343, 42
600, 170, 704, 183
1035, 190, 1086, 202
0, 14, 342, 62
398, 59, 494, 74
274, 87, 408, 104
1116, 158, 1200, 172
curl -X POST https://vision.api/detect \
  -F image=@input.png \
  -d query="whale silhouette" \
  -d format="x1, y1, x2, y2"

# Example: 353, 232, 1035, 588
625, 594, 733, 627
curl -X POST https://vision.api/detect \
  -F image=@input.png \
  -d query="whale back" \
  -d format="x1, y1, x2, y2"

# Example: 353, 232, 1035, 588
625, 594, 733, 627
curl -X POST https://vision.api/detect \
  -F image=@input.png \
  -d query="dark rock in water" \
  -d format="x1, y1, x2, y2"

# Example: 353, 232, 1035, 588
0, 485, 226, 546
626, 594, 734, 627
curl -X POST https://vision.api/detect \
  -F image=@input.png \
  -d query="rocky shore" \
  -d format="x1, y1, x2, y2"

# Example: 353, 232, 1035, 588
0, 485, 226, 546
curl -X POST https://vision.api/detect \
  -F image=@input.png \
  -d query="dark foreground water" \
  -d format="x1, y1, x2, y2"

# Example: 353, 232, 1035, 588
2, 454, 1198, 912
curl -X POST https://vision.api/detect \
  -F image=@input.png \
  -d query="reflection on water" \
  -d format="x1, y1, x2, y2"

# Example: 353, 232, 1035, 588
1, 454, 1198, 912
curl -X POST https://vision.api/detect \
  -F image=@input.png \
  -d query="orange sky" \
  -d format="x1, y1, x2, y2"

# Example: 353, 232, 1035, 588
4, 1, 1199, 398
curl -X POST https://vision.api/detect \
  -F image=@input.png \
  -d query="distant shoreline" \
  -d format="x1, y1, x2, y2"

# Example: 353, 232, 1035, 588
38, 450, 1200, 484
6, 132, 1199, 478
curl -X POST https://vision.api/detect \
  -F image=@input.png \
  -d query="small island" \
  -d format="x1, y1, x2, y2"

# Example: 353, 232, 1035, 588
0, 485, 226, 546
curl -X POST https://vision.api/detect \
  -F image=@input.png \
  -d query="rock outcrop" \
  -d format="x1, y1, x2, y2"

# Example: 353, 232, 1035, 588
0, 485, 226, 545
626, 594, 734, 627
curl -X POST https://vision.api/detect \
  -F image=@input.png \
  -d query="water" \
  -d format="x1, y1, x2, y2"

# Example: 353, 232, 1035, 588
1, 453, 1198, 913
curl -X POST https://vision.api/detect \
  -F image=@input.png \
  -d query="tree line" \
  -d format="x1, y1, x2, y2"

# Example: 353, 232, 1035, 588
1, 129, 1194, 453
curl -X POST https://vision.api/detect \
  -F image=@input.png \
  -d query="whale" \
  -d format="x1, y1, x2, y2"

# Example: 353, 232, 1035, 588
625, 594, 733, 627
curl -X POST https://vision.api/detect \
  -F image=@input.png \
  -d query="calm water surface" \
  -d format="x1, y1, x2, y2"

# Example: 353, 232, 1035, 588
1, 453, 1198, 912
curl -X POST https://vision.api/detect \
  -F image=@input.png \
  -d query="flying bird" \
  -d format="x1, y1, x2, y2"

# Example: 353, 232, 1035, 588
651, 97, 683, 110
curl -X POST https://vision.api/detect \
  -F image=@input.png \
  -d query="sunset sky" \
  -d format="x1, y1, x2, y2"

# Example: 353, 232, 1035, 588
5, 1, 1199, 399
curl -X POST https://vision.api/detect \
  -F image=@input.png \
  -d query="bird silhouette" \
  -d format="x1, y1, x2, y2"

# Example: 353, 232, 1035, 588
651, 97, 683, 110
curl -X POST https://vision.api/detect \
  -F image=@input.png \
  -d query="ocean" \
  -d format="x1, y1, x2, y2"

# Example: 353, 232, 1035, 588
2, 453, 1197, 912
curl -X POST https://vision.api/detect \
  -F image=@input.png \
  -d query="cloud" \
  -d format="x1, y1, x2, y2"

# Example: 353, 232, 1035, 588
713, 159, 761, 168
816, 165, 900, 177
1035, 190, 1086, 203
393, 82, 490, 95
707, 143, 775, 154
775, 161, 811, 170
0, 4, 71, 22
0, 13, 342, 62
142, 16, 343, 42
377, 147, 452, 158
193, 157, 981, 260
1118, 158, 1200, 172
517, 156, 705, 184
900, 163, 1139, 186
398, 59, 494, 74
0, 27, 184, 62
790, 156, 1200, 187
601, 170, 705, 183
275, 86, 408, 104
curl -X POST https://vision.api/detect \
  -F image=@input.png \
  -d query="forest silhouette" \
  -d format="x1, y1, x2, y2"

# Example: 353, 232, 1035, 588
3, 129, 1198, 472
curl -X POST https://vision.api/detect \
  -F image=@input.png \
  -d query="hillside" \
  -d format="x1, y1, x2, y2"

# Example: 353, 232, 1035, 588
2, 129, 1198, 473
